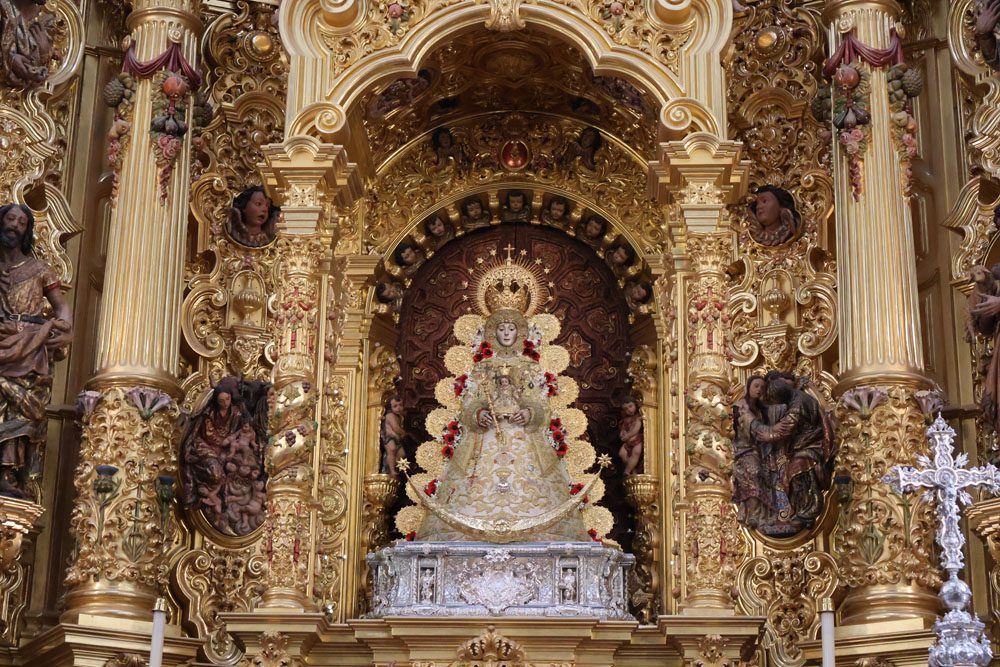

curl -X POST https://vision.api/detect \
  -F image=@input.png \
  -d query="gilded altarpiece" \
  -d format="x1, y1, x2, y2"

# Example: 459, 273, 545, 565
724, 2, 840, 665
947, 0, 1000, 650
174, 2, 289, 658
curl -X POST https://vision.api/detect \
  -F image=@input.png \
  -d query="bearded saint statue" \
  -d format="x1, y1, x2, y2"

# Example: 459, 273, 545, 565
398, 253, 612, 544
0, 204, 71, 498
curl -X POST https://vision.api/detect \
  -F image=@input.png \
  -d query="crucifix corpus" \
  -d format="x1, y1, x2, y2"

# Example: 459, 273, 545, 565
883, 415, 1000, 667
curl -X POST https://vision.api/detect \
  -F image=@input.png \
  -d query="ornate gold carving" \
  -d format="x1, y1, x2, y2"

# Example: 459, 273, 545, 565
248, 630, 295, 667
833, 386, 940, 621
359, 32, 658, 169
694, 634, 733, 667
624, 474, 660, 623
174, 542, 265, 662
0, 497, 42, 646
683, 486, 747, 611
64, 387, 180, 615
725, 0, 836, 383
367, 113, 666, 254
103, 654, 146, 667
482, 0, 525, 31
737, 548, 838, 666
547, 0, 693, 73
271, 235, 326, 386
456, 625, 526, 667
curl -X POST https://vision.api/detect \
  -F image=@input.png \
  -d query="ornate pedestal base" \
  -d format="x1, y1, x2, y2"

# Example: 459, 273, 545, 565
367, 541, 634, 619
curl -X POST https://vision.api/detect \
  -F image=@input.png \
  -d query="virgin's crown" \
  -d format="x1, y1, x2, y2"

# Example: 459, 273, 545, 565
484, 278, 530, 313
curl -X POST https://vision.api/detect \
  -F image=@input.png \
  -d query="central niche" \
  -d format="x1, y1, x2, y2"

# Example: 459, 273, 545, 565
395, 223, 637, 546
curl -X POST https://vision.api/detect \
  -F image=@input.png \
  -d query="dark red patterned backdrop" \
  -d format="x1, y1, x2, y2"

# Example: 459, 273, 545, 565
397, 224, 635, 546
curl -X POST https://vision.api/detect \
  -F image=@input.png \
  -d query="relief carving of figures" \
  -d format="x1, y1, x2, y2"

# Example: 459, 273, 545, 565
731, 371, 835, 536
368, 69, 432, 120
0, 204, 71, 499
500, 190, 531, 223
180, 376, 273, 535
0, 0, 57, 88
748, 185, 800, 247
976, 0, 1000, 71
227, 186, 279, 249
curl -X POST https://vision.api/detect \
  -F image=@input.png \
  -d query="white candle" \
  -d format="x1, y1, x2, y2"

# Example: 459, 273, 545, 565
819, 597, 835, 667
149, 597, 167, 667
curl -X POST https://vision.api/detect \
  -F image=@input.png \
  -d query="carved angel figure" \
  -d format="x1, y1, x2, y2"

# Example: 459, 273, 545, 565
0, 0, 56, 88
748, 185, 800, 247
227, 186, 279, 248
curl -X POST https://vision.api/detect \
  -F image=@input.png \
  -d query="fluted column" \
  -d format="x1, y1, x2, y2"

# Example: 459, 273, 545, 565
62, 0, 201, 622
823, 0, 940, 626
93, 0, 202, 391
650, 134, 748, 614
825, 0, 925, 390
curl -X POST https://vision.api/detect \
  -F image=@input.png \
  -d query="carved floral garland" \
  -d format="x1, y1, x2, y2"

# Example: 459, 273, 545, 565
814, 28, 922, 201
104, 41, 202, 207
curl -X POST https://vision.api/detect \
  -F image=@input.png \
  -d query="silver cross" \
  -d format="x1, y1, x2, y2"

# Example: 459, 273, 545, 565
884, 414, 1000, 666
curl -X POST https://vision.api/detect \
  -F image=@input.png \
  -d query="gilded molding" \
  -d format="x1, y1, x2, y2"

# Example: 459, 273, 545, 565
624, 474, 661, 623
0, 497, 43, 646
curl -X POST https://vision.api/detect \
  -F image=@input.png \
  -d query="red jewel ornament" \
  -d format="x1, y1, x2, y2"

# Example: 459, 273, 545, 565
587, 528, 599, 541
570, 483, 584, 495
424, 479, 438, 496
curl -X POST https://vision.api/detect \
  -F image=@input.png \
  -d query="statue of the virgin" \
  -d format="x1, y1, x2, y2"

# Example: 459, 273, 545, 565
396, 253, 612, 544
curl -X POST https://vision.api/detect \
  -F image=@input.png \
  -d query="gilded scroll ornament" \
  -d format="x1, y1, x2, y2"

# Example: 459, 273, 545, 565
737, 547, 837, 666
833, 386, 939, 593
65, 387, 179, 593
366, 114, 665, 255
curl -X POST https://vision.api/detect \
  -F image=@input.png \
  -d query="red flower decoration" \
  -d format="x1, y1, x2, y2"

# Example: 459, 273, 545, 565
424, 479, 438, 496
522, 340, 540, 361
405, 531, 416, 541
447, 421, 460, 433
454, 374, 468, 396
555, 443, 568, 457
570, 483, 584, 495
441, 444, 454, 459
550, 418, 562, 429
474, 341, 494, 363
587, 528, 599, 541
442, 432, 455, 445
552, 429, 565, 441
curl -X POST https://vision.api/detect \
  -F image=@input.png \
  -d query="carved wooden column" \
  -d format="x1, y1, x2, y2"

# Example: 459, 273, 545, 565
822, 0, 940, 627
650, 134, 749, 615
62, 0, 202, 623
0, 497, 43, 644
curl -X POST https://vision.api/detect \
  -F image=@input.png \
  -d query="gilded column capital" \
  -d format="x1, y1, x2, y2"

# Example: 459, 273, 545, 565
260, 138, 362, 236
648, 133, 749, 223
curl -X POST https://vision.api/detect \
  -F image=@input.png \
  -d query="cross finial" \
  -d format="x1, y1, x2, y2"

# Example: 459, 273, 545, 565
502, 244, 515, 262
884, 414, 1000, 665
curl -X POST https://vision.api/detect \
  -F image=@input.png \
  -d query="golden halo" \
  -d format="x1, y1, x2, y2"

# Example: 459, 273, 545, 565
469, 245, 552, 317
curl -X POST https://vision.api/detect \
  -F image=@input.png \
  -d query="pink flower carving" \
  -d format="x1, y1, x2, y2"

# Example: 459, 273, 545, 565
840, 386, 888, 419
127, 387, 172, 421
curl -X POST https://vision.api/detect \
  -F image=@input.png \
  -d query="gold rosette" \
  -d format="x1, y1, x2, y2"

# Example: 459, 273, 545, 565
416, 440, 444, 476
425, 407, 454, 437
444, 346, 473, 375
395, 505, 425, 536
435, 378, 461, 411
539, 346, 570, 374
549, 376, 579, 409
